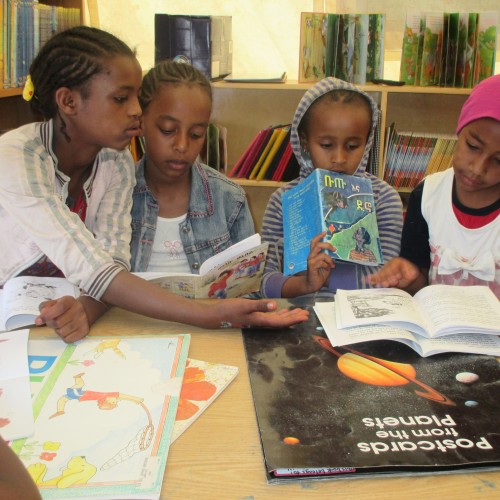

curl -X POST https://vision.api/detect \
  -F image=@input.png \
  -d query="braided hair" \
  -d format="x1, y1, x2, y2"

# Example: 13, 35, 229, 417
139, 60, 212, 111
28, 26, 136, 119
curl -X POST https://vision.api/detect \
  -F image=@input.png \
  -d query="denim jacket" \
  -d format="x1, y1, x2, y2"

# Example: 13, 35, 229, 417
131, 157, 255, 272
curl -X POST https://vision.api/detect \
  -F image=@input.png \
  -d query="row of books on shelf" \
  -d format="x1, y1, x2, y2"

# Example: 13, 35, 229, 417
228, 124, 300, 182
400, 10, 498, 87
129, 122, 228, 173
299, 12, 385, 85
1, 0, 81, 89
383, 124, 457, 189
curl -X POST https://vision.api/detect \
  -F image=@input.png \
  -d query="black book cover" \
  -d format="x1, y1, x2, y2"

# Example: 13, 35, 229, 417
243, 300, 500, 483
155, 14, 211, 79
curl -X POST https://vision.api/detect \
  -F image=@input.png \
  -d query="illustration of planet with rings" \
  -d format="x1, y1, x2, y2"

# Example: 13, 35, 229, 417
313, 336, 455, 406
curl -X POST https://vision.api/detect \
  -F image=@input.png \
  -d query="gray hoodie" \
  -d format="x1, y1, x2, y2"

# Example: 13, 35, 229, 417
260, 77, 403, 298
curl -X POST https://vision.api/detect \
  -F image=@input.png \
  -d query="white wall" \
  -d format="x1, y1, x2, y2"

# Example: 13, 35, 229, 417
96, 0, 500, 80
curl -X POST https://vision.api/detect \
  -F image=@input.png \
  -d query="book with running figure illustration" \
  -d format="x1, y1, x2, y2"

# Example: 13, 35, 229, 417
282, 169, 382, 276
134, 234, 268, 299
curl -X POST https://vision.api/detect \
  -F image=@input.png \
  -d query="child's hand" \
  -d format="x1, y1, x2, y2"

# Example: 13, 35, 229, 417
215, 299, 309, 329
366, 257, 421, 289
36, 296, 90, 343
305, 231, 336, 293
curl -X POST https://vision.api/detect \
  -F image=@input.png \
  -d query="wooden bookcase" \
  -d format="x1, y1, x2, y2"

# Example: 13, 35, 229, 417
0, 0, 84, 130
211, 81, 471, 230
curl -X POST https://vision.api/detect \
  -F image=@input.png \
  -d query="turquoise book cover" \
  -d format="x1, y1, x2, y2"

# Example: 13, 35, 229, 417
282, 169, 383, 277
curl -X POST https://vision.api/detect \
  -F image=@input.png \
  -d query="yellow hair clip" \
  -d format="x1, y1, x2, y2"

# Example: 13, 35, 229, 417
23, 75, 35, 101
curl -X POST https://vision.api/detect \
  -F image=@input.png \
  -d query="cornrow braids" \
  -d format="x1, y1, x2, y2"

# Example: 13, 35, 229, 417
139, 60, 212, 111
28, 26, 136, 119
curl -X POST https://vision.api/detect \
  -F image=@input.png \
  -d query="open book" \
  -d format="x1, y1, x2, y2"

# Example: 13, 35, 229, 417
135, 234, 268, 299
0, 276, 79, 331
282, 169, 383, 276
323, 285, 500, 356
315, 302, 500, 357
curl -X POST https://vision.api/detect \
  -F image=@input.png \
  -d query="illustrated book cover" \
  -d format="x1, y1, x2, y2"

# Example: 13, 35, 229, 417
242, 301, 500, 483
314, 302, 500, 358
135, 234, 268, 299
13, 334, 190, 499
0, 329, 34, 441
334, 285, 500, 338
282, 169, 383, 276
0, 276, 79, 332
171, 358, 239, 443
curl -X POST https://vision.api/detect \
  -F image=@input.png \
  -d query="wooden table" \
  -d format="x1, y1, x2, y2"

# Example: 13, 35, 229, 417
31, 308, 500, 500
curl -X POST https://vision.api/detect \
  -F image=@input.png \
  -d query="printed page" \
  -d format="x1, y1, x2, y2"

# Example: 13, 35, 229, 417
316, 302, 500, 358
334, 288, 430, 336
0, 330, 34, 440
2, 276, 79, 331
413, 285, 500, 336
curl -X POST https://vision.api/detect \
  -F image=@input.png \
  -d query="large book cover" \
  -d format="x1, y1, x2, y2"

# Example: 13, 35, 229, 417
299, 12, 327, 83
366, 14, 385, 81
242, 302, 500, 483
400, 11, 423, 85
282, 169, 383, 276
13, 334, 191, 499
464, 13, 478, 88
473, 11, 498, 84
353, 14, 369, 84
419, 12, 444, 86
325, 14, 339, 77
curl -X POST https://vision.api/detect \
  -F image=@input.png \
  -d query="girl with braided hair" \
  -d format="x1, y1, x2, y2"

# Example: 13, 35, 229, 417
0, 27, 308, 342
131, 60, 255, 273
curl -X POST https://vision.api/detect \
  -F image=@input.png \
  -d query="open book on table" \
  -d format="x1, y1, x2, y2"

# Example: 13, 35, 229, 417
282, 169, 383, 276
334, 285, 500, 337
134, 234, 268, 299
0, 276, 79, 331
314, 302, 500, 357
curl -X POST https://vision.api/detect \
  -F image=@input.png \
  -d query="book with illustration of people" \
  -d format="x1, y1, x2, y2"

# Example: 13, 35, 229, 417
134, 234, 268, 299
242, 300, 500, 483
282, 169, 383, 276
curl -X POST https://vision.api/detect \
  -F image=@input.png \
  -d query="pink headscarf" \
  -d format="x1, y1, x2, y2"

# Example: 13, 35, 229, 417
456, 74, 500, 135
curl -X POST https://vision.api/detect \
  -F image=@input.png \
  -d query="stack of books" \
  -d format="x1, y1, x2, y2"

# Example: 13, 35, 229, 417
383, 123, 457, 189
228, 124, 300, 182
1, 1, 81, 89
400, 10, 498, 87
299, 12, 385, 84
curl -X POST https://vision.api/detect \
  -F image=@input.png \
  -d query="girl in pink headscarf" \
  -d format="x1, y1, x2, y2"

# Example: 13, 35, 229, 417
368, 74, 500, 297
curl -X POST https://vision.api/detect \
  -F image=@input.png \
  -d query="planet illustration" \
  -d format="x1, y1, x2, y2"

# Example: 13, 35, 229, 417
465, 400, 479, 408
313, 336, 455, 406
455, 372, 479, 384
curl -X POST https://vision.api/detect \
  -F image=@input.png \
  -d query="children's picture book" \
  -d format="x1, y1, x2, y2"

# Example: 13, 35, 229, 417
315, 302, 500, 358
135, 234, 268, 299
0, 329, 34, 441
13, 334, 190, 499
0, 276, 79, 332
334, 285, 500, 338
299, 12, 327, 83
473, 11, 498, 84
419, 12, 444, 86
400, 11, 423, 84
282, 169, 383, 276
242, 303, 500, 482
171, 358, 238, 443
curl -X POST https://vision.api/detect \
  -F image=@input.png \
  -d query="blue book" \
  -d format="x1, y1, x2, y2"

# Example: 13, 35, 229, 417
282, 169, 382, 276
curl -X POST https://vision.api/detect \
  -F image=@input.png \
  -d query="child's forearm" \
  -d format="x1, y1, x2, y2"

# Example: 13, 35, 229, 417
79, 295, 110, 326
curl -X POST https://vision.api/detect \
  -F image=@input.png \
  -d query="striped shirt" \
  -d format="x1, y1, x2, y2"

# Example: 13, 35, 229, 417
0, 120, 135, 299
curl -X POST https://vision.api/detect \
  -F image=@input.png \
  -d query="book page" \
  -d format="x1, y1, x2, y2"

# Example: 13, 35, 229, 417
334, 288, 429, 336
2, 276, 79, 331
413, 285, 500, 336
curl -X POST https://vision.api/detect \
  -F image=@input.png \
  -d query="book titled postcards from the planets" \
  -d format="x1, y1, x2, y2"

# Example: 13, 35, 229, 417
243, 302, 500, 483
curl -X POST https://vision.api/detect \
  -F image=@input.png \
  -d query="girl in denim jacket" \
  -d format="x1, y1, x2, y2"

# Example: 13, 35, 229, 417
0, 27, 308, 342
131, 61, 255, 273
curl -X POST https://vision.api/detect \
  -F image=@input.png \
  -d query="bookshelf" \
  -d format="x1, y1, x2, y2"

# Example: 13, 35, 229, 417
211, 81, 471, 228
0, 0, 84, 130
